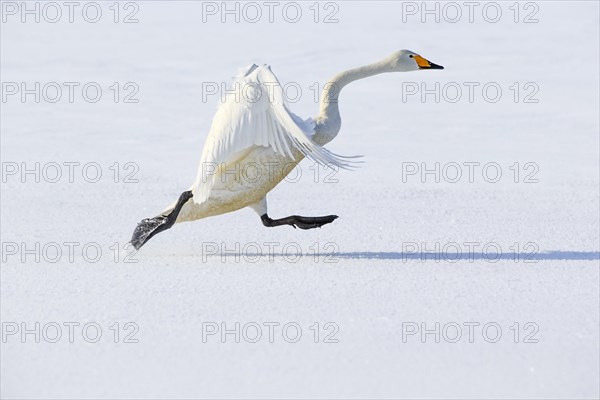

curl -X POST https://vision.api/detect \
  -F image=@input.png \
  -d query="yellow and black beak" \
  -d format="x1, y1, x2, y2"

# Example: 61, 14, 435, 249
414, 55, 444, 70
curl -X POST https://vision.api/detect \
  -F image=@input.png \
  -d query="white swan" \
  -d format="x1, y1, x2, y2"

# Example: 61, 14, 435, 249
131, 50, 443, 249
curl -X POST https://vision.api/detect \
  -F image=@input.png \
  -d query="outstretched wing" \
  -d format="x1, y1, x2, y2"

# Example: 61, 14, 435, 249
192, 64, 358, 205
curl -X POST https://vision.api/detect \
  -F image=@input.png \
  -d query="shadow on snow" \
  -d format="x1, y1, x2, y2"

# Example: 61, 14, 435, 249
212, 251, 600, 261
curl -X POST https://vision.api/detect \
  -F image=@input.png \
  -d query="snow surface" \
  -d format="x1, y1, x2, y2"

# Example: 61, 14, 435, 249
1, 1, 599, 398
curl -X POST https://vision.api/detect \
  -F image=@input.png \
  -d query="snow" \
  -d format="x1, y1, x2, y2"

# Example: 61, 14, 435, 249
1, 1, 599, 398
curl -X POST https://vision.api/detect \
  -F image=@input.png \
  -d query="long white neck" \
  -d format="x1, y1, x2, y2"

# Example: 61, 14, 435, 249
313, 59, 394, 146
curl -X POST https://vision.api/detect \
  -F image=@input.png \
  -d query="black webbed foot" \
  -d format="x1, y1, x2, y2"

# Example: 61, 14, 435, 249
131, 215, 172, 250
130, 190, 193, 250
261, 214, 338, 230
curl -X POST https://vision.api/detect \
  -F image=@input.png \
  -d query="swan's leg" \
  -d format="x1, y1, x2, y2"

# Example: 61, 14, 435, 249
248, 197, 338, 230
130, 190, 193, 250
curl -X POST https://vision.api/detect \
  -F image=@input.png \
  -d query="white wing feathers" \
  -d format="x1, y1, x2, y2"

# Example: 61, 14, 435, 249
192, 64, 359, 205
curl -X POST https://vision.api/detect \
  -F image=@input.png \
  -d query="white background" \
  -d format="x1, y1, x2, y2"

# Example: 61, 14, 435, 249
1, 1, 599, 398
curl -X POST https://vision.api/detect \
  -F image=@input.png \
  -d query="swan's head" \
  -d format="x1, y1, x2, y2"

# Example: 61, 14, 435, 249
386, 50, 444, 72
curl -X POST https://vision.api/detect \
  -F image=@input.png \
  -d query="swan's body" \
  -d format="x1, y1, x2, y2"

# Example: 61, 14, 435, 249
173, 64, 353, 223
131, 50, 443, 249
175, 146, 300, 222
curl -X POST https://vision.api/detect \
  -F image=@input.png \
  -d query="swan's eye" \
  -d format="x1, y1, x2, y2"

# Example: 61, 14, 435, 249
409, 55, 413, 58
